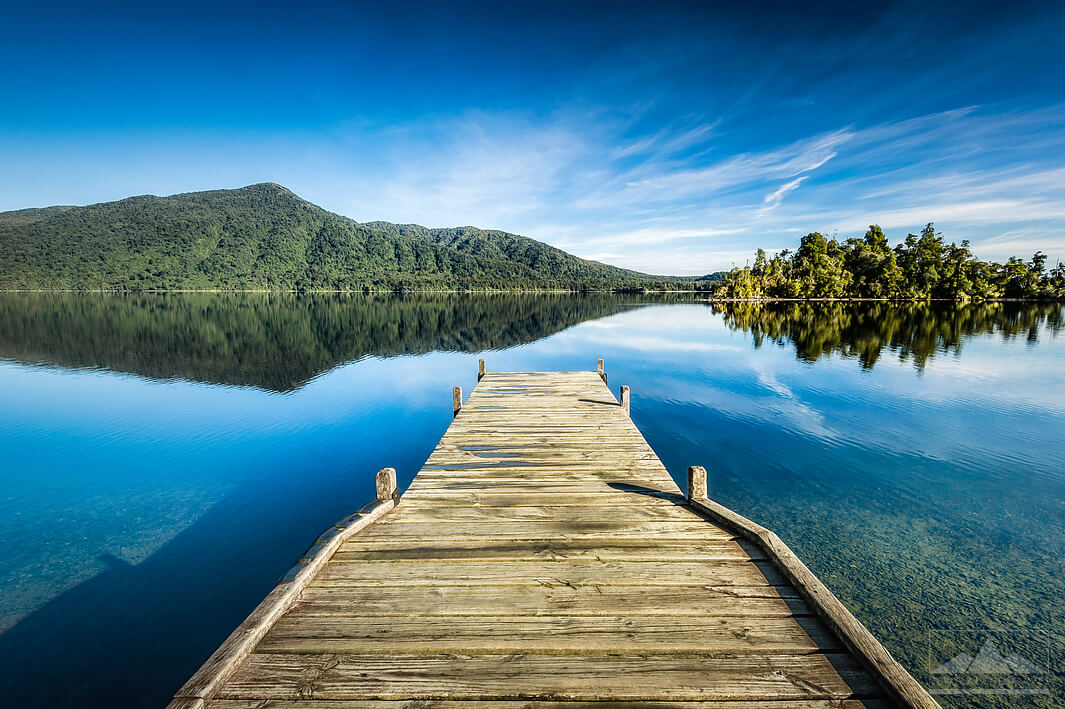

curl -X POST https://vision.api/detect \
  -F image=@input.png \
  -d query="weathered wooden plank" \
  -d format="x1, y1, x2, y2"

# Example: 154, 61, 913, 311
258, 615, 840, 654
357, 520, 736, 541
402, 481, 679, 495
441, 427, 647, 432
432, 440, 666, 447
420, 450, 666, 459
422, 453, 644, 465
335, 538, 764, 561
216, 652, 880, 701
424, 450, 668, 459
409, 472, 678, 483
424, 453, 665, 461
206, 700, 892, 709
385, 504, 701, 523
291, 584, 808, 617
409, 465, 672, 475
313, 559, 784, 588
406, 476, 679, 488
447, 422, 635, 428
396, 491, 686, 506
167, 700, 205, 709
422, 456, 667, 467
414, 464, 666, 473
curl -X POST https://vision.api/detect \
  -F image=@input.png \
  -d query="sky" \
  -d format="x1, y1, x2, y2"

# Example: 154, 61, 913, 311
3, 0, 1064, 274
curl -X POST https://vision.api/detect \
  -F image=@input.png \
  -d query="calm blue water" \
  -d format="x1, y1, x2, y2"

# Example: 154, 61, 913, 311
1, 294, 1062, 706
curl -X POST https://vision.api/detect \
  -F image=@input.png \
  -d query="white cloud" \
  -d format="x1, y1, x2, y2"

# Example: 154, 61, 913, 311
761, 176, 809, 213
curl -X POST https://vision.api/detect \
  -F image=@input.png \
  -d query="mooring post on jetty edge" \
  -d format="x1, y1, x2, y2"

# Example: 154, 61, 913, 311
687, 465, 708, 502
620, 385, 630, 415
597, 358, 607, 384
478, 359, 486, 381
376, 467, 398, 504
452, 386, 463, 417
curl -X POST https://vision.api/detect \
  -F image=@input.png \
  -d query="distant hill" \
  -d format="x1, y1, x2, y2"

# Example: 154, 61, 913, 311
364, 222, 653, 285
0, 184, 675, 291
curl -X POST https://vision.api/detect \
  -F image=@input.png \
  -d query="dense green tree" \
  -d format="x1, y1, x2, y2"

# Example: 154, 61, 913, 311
787, 232, 853, 298
1049, 261, 1065, 299
895, 223, 945, 298
843, 226, 902, 298
715, 223, 1061, 301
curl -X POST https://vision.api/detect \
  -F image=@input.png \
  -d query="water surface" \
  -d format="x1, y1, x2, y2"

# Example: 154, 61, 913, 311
1, 294, 1062, 706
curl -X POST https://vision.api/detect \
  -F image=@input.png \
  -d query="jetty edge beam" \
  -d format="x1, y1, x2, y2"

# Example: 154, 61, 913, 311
687, 465, 939, 708
169, 359, 939, 709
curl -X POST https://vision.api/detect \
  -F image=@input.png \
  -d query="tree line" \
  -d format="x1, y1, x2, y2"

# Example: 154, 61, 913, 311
705, 224, 1064, 300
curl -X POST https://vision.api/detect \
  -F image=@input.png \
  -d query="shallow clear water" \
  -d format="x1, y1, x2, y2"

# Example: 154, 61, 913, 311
1, 294, 1062, 706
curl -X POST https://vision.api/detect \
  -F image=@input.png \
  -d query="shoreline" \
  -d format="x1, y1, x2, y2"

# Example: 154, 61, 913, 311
0, 289, 1061, 303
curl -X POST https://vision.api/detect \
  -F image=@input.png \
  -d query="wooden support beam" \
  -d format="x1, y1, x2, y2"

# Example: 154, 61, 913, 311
452, 386, 463, 417
478, 359, 486, 381
376, 467, 398, 503
620, 385, 630, 415
687, 465, 707, 502
597, 358, 607, 384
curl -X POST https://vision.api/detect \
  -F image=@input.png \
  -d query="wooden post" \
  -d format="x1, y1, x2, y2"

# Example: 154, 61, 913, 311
597, 358, 607, 384
376, 467, 398, 503
478, 359, 486, 381
687, 465, 708, 502
620, 385, 630, 415
452, 386, 462, 417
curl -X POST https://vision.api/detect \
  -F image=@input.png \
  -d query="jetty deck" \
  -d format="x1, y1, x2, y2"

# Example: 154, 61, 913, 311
170, 363, 938, 708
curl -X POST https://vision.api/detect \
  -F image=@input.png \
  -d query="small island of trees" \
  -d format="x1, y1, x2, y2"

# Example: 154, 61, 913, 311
707, 224, 1064, 300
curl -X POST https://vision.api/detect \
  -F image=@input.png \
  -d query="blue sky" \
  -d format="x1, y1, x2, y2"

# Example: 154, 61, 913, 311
3, 0, 1064, 274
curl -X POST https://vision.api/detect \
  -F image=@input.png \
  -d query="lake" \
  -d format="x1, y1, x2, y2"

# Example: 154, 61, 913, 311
1, 293, 1062, 707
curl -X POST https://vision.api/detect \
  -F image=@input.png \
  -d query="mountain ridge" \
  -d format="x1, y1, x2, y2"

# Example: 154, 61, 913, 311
0, 183, 675, 291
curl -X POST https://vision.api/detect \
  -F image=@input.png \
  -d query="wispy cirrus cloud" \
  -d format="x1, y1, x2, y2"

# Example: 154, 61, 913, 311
760, 176, 809, 214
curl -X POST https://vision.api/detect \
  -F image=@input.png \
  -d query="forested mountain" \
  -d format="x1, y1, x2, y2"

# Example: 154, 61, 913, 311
709, 225, 1065, 300
365, 221, 651, 284
0, 184, 667, 291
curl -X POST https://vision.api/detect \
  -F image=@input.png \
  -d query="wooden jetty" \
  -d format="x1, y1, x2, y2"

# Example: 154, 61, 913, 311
170, 361, 939, 709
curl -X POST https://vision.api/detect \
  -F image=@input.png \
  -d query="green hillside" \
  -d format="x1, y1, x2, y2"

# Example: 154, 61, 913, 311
0, 184, 667, 291
365, 221, 652, 284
